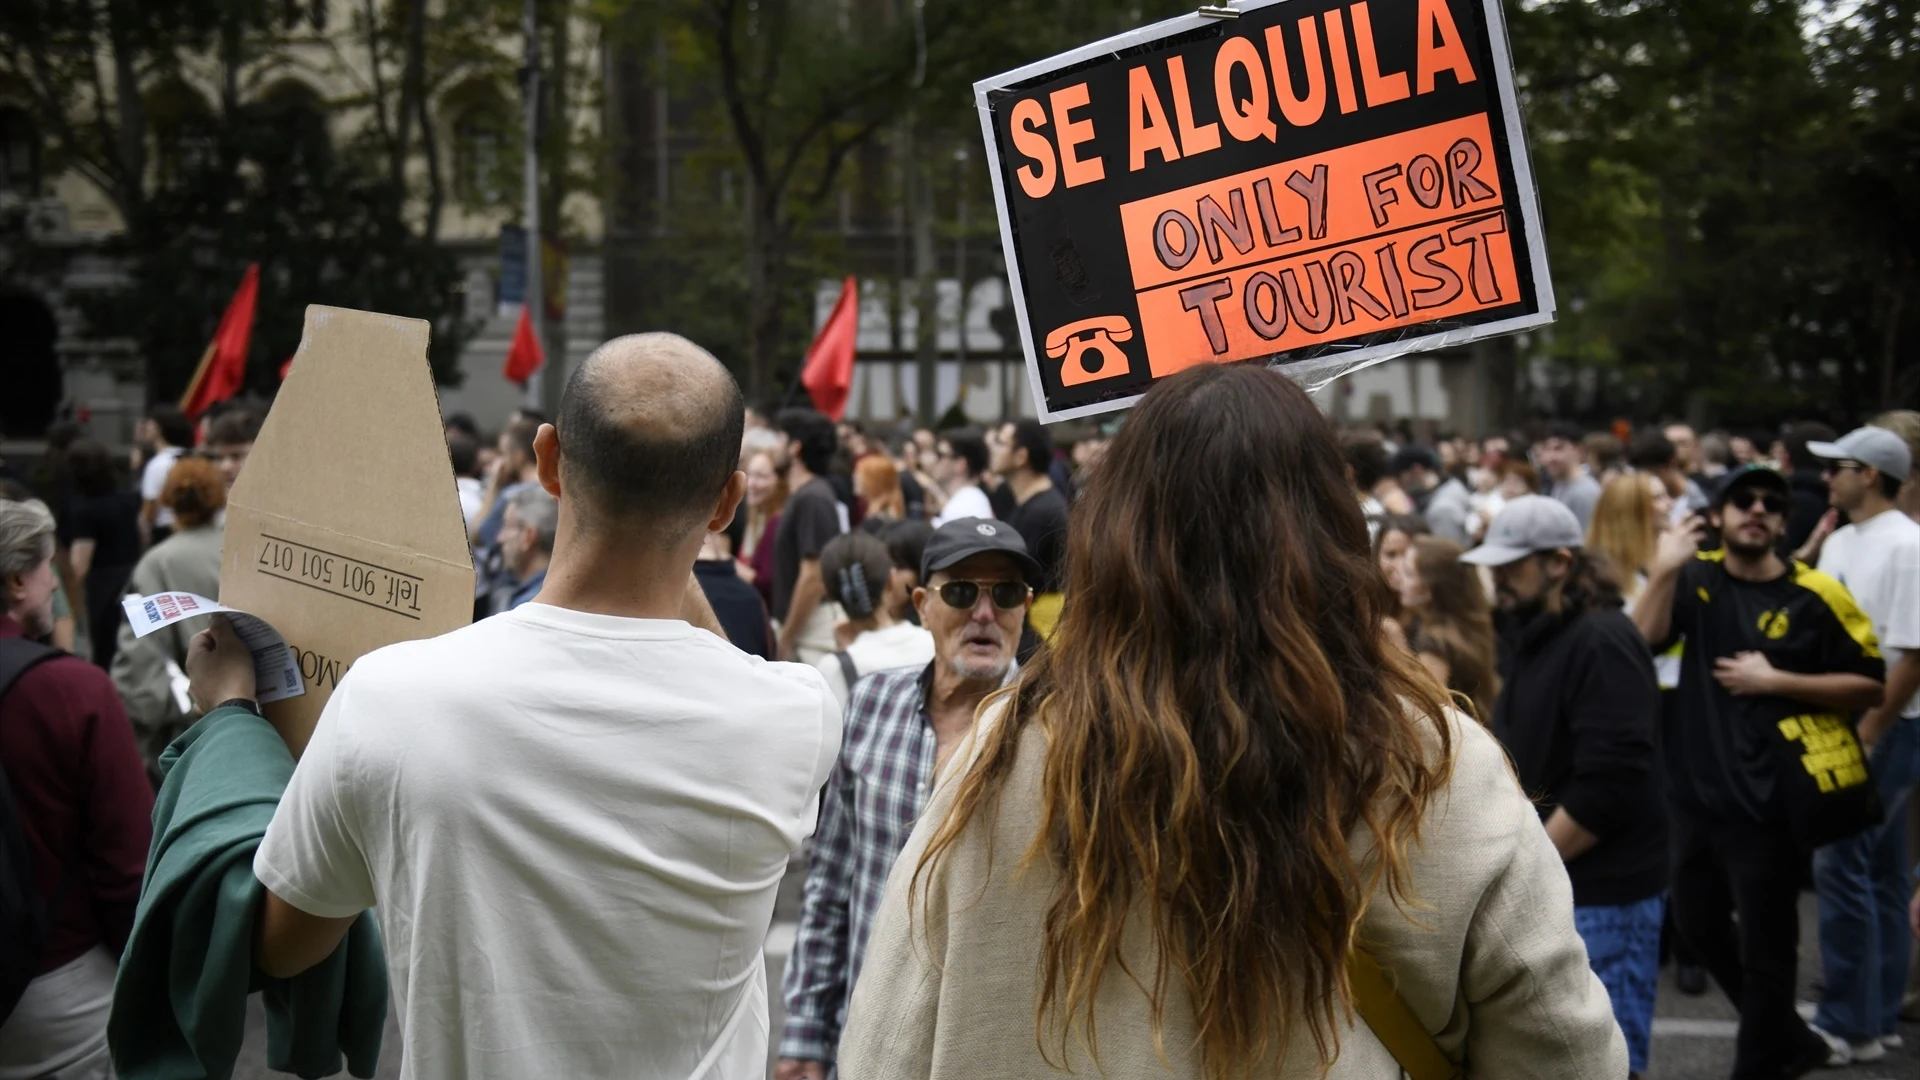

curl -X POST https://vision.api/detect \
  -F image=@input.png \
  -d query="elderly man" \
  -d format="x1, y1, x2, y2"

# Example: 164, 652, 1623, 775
777, 517, 1038, 1080
191, 333, 842, 1079
494, 484, 557, 614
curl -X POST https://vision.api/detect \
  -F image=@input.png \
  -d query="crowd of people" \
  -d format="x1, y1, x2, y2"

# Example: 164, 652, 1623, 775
2, 352, 1918, 1080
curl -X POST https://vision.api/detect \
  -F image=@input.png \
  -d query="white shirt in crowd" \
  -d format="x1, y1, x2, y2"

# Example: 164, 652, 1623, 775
141, 445, 183, 529
255, 603, 843, 1080
1819, 507, 1920, 718
811, 621, 936, 710
933, 484, 993, 526
455, 476, 484, 533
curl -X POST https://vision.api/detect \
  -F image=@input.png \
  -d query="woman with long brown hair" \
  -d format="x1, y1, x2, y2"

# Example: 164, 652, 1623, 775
1398, 535, 1500, 721
838, 364, 1624, 1079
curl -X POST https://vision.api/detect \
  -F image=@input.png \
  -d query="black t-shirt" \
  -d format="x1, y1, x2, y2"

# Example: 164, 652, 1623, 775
1659, 553, 1885, 823
69, 490, 143, 574
1005, 486, 1070, 593
693, 558, 772, 659
771, 477, 844, 622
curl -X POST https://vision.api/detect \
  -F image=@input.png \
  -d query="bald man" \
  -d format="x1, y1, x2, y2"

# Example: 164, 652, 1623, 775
197, 334, 843, 1079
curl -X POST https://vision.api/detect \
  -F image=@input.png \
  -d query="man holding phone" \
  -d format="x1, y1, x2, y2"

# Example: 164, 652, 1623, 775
1635, 463, 1887, 1078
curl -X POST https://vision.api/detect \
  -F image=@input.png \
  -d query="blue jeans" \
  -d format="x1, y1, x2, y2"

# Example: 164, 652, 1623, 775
1812, 713, 1920, 1041
1574, 894, 1664, 1074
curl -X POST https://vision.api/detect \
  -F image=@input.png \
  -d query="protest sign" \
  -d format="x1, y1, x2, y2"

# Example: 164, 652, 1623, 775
121, 591, 304, 705
975, 0, 1552, 421
220, 306, 474, 756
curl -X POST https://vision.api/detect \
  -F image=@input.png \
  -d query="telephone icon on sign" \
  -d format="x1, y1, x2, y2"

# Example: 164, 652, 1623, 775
1045, 316, 1134, 386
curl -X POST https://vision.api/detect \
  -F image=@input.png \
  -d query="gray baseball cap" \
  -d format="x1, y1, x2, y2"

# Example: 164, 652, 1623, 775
1806, 426, 1911, 482
1460, 495, 1586, 567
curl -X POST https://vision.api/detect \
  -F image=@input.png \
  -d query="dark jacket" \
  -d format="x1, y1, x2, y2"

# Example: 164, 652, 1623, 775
109, 707, 387, 1079
1490, 606, 1667, 907
1783, 469, 1830, 557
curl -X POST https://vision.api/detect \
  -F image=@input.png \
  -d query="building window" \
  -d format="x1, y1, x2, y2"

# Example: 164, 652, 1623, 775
0, 109, 40, 193
453, 107, 511, 207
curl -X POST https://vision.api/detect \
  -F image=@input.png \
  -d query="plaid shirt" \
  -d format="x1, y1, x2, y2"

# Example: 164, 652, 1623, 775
779, 664, 936, 1064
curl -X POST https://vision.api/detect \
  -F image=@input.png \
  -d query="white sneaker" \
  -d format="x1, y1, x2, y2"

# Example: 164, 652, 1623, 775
1796, 1000, 1819, 1022
1808, 1023, 1888, 1065
1881, 1033, 1904, 1050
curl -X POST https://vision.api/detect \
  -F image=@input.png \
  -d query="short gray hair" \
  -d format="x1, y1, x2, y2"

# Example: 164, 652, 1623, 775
506, 484, 559, 555
0, 499, 56, 583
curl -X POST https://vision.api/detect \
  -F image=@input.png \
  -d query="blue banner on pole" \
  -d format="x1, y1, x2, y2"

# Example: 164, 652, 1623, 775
498, 225, 527, 312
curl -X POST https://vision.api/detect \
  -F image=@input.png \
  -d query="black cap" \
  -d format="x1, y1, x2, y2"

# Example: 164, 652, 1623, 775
1710, 463, 1791, 508
920, 517, 1042, 584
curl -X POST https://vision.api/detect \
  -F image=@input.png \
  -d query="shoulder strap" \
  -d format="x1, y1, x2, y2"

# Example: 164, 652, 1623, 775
1347, 947, 1462, 1080
832, 650, 859, 690
0, 639, 60, 705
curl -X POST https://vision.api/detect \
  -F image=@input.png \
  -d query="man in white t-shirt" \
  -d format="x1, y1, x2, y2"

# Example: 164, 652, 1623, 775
930, 429, 993, 526
191, 333, 843, 1079
1805, 425, 1920, 1063
137, 406, 193, 544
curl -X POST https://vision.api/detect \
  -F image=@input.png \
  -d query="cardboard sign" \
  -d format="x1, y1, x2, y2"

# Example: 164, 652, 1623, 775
975, 0, 1553, 421
220, 306, 474, 755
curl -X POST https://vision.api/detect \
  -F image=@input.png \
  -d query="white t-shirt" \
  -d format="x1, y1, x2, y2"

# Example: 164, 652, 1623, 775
933, 484, 993, 526
454, 477, 483, 533
141, 446, 183, 528
1819, 508, 1920, 718
255, 604, 843, 1080
812, 621, 935, 709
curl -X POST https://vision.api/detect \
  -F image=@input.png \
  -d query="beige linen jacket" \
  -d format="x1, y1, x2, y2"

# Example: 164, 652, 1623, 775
837, 707, 1628, 1079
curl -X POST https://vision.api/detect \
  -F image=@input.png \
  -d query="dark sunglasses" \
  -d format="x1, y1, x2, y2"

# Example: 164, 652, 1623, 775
936, 580, 1031, 611
1725, 488, 1788, 515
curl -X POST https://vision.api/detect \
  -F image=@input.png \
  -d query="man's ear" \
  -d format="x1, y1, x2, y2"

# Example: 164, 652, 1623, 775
704, 470, 747, 533
1546, 548, 1575, 581
912, 586, 931, 625
534, 424, 563, 497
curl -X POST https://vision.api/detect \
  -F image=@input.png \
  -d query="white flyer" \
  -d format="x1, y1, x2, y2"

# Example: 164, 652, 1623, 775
121, 591, 306, 704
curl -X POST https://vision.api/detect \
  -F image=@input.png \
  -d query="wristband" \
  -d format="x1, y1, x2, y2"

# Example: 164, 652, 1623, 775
216, 697, 263, 718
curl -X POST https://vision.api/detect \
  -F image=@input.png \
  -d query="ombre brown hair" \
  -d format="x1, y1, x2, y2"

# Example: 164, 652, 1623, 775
912, 363, 1454, 1078
1405, 536, 1499, 721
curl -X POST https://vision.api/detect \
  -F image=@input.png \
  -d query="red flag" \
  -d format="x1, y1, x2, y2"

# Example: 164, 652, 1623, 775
180, 263, 260, 418
802, 276, 858, 420
503, 305, 545, 384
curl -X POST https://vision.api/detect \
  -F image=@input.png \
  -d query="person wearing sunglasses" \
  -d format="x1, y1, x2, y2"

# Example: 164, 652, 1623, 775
778, 516, 1037, 1080
1801, 427, 1919, 1065
1635, 463, 1888, 1077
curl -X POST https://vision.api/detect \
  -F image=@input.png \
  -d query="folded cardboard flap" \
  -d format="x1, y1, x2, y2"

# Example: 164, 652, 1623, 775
220, 305, 474, 755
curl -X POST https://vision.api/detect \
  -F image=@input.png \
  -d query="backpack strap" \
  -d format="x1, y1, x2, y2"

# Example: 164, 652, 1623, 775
0, 639, 60, 705
832, 650, 859, 692
1347, 947, 1462, 1080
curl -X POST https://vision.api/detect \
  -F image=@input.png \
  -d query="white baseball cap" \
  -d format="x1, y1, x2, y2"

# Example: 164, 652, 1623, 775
1806, 426, 1911, 482
1460, 495, 1586, 567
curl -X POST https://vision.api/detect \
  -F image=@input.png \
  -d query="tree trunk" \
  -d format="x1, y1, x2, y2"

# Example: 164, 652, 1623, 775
745, 192, 787, 401
394, 0, 427, 191
103, 0, 146, 223
908, 121, 938, 426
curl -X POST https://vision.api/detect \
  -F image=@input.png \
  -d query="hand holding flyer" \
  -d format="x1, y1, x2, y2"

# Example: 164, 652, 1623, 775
121, 591, 305, 704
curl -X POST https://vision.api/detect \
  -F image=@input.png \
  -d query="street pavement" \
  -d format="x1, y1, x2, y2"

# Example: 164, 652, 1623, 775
230, 876, 1917, 1080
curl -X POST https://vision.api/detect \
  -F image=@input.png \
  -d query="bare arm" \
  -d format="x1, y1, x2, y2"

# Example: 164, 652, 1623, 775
256, 890, 359, 979
778, 560, 826, 661
1859, 653, 1920, 748
1635, 516, 1706, 645
1714, 653, 1885, 713
1545, 807, 1601, 862
70, 538, 96, 580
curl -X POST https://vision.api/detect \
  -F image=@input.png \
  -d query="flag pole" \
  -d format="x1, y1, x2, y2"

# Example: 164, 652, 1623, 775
520, 0, 543, 409
178, 341, 219, 414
